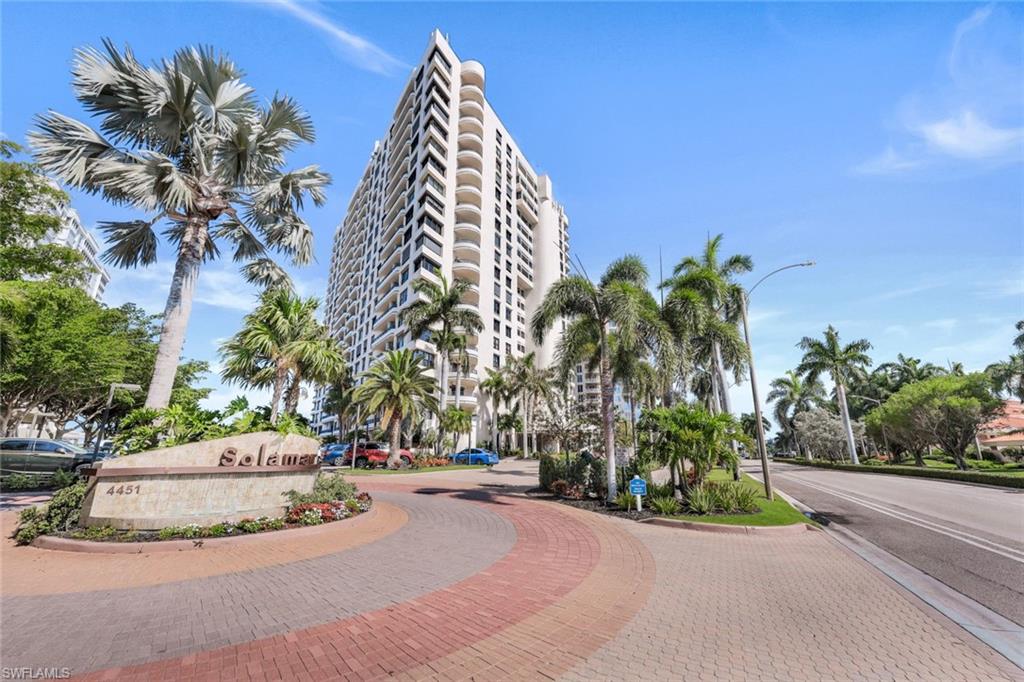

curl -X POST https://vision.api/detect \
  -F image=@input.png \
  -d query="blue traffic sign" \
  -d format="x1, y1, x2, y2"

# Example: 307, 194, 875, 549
628, 477, 647, 496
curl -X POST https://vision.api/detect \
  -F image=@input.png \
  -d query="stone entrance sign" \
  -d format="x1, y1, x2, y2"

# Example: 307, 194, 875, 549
79, 432, 321, 530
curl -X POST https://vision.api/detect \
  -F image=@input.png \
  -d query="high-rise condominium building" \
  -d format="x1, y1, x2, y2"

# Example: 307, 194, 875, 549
313, 31, 570, 445
40, 184, 111, 301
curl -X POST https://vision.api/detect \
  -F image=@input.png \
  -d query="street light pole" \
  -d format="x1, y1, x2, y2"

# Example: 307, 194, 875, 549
93, 383, 142, 456
743, 261, 815, 501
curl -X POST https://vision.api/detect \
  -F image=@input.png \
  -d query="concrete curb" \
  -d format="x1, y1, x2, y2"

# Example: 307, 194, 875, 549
30, 504, 379, 554
639, 516, 812, 535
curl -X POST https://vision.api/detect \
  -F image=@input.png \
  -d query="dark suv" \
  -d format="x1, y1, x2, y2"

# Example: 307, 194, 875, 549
0, 438, 107, 477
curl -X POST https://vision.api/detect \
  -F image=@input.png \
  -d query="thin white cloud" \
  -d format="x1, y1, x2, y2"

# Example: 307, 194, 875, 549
923, 318, 957, 333
855, 5, 1023, 175
262, 0, 406, 76
883, 324, 909, 338
916, 109, 1023, 160
866, 280, 945, 302
853, 146, 925, 176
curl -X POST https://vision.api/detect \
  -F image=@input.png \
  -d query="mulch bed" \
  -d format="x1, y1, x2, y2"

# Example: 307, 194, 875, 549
525, 488, 656, 521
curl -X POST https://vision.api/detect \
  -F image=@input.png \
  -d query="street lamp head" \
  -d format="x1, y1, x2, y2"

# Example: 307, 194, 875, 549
802, 261, 816, 267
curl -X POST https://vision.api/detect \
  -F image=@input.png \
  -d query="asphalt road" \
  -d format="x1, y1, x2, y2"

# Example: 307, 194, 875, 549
765, 462, 1024, 625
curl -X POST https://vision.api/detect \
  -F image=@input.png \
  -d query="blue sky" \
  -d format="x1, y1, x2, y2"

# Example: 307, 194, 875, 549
2, 2, 1022, 422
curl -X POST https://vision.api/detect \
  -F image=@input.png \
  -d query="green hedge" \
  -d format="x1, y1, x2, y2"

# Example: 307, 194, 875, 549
779, 459, 1024, 489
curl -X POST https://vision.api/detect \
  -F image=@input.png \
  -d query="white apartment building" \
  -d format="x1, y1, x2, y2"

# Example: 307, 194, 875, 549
313, 31, 570, 446
42, 194, 111, 301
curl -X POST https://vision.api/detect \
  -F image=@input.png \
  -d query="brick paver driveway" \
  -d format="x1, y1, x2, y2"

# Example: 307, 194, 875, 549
0, 459, 1017, 680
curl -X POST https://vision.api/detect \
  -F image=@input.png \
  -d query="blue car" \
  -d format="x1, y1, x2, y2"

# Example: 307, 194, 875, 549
319, 443, 351, 465
449, 448, 499, 466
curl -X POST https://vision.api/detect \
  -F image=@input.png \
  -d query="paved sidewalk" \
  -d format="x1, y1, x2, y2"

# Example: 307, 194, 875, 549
0, 459, 1016, 680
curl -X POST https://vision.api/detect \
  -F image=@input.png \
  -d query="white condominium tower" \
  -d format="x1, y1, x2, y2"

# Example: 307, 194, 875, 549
313, 31, 570, 445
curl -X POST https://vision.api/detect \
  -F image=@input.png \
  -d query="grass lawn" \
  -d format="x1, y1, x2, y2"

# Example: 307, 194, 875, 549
334, 464, 486, 476
666, 469, 810, 527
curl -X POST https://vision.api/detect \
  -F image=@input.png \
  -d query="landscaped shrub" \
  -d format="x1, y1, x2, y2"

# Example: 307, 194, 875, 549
3, 473, 41, 491
650, 496, 682, 515
414, 455, 451, 468
549, 479, 569, 497
614, 490, 634, 510
588, 457, 608, 499
686, 485, 716, 514
539, 455, 567, 492
783, 459, 1024, 489
286, 473, 357, 506
15, 479, 89, 543
732, 485, 760, 513
51, 469, 78, 489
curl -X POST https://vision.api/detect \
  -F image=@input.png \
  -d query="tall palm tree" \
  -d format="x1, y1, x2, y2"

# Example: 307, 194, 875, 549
220, 288, 344, 423
533, 255, 661, 500
403, 274, 483, 414
30, 40, 330, 409
1014, 320, 1024, 353
664, 235, 751, 419
877, 353, 943, 388
323, 365, 356, 441
797, 325, 872, 464
353, 349, 438, 468
766, 370, 825, 459
479, 368, 506, 452
507, 353, 554, 458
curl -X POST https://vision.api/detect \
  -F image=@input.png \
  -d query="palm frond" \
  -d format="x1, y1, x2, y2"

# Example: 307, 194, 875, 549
210, 219, 267, 261
98, 220, 159, 268
29, 112, 124, 190
531, 275, 595, 344
241, 257, 292, 289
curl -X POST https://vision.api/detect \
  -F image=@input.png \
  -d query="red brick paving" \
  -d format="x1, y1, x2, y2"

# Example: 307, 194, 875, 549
76, 484, 629, 681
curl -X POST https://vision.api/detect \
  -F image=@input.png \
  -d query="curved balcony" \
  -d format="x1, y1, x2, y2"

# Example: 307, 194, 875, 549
458, 98, 484, 122
454, 222, 481, 240
461, 282, 480, 306
456, 183, 482, 204
460, 83, 484, 106
461, 60, 485, 87
455, 202, 482, 223
458, 114, 484, 138
456, 165, 483, 188
457, 130, 483, 153
453, 239, 481, 259
452, 258, 481, 282
457, 147, 483, 171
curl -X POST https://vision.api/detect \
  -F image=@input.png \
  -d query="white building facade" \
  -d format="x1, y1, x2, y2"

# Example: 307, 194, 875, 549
313, 31, 570, 445
43, 199, 111, 301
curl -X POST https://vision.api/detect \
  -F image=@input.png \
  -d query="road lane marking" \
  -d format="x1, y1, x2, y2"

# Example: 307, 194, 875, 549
774, 473, 1024, 564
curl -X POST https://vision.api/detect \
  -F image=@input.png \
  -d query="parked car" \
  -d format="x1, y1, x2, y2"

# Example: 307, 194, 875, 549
319, 443, 351, 465
337, 442, 414, 468
0, 438, 109, 477
448, 448, 499, 466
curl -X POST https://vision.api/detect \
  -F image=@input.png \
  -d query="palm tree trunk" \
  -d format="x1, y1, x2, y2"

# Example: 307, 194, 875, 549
489, 397, 498, 452
599, 331, 617, 501
711, 340, 740, 481
284, 369, 302, 415
270, 362, 288, 424
835, 381, 860, 465
144, 215, 207, 409
522, 391, 531, 459
628, 382, 638, 460
386, 415, 402, 468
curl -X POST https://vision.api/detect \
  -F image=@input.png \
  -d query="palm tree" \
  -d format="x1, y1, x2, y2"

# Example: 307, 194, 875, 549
532, 255, 660, 501
767, 370, 826, 458
664, 235, 751, 419
323, 365, 356, 441
987, 354, 1024, 401
353, 349, 438, 468
403, 274, 483, 414
480, 368, 506, 452
877, 353, 943, 388
797, 325, 872, 464
441, 407, 472, 454
1014, 320, 1024, 353
220, 288, 344, 423
30, 41, 330, 409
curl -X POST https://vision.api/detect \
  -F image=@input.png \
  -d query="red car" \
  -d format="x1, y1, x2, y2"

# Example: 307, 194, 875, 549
342, 442, 414, 468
